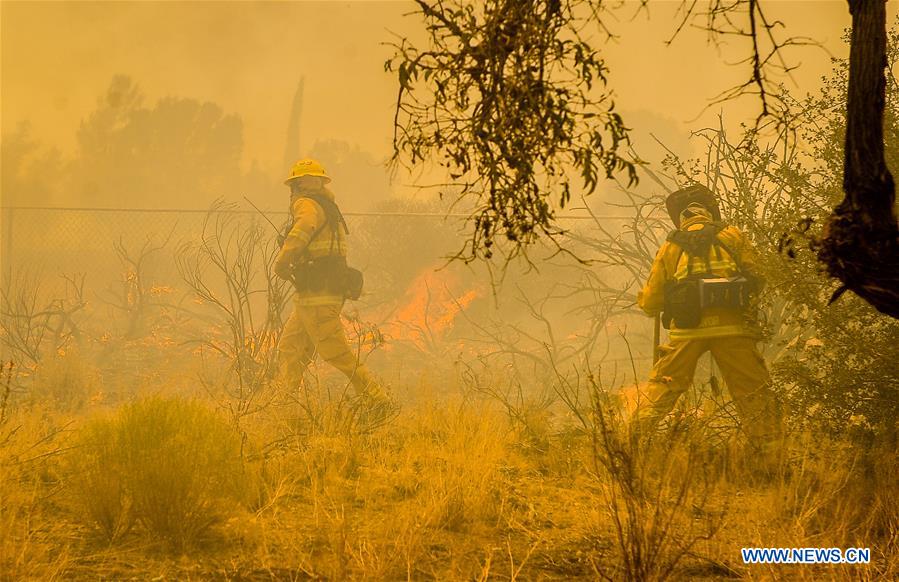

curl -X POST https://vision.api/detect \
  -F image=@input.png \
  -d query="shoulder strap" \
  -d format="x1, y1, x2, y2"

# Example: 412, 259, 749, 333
297, 194, 349, 257
711, 232, 745, 274
304, 193, 349, 235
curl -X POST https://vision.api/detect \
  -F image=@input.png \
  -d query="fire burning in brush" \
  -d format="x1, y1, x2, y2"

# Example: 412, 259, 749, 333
382, 266, 482, 354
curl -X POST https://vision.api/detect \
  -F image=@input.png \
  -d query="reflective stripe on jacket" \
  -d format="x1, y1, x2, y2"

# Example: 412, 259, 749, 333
274, 187, 347, 306
637, 216, 764, 340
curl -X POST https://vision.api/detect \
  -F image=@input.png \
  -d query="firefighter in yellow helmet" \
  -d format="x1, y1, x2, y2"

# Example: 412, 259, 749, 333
633, 185, 783, 464
274, 159, 390, 413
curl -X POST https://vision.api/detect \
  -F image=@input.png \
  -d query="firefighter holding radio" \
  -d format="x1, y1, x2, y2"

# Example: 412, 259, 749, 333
634, 184, 782, 463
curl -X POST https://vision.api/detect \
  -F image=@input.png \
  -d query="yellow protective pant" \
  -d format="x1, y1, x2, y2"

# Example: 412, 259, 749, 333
633, 336, 782, 450
277, 303, 377, 395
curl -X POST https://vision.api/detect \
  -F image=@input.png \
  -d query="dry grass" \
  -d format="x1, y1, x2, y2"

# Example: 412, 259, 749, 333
0, 354, 896, 580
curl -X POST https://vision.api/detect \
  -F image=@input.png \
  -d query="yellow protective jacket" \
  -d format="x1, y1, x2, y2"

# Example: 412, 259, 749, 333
637, 215, 764, 340
274, 187, 348, 307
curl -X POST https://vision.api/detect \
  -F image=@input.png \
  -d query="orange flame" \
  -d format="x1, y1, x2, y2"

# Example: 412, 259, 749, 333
384, 267, 481, 352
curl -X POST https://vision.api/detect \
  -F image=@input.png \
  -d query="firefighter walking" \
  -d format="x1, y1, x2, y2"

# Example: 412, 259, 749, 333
273, 158, 390, 414
633, 185, 783, 465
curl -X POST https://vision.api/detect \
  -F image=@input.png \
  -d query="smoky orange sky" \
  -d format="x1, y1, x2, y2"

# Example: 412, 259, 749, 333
2, 0, 893, 199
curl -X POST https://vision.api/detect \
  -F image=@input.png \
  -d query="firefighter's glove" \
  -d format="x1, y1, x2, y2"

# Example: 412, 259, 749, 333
274, 260, 293, 281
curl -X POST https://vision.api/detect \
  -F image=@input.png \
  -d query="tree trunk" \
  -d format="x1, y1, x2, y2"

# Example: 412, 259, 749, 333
819, 0, 899, 319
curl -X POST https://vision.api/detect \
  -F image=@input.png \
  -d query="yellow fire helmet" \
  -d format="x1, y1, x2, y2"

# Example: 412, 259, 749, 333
284, 158, 331, 185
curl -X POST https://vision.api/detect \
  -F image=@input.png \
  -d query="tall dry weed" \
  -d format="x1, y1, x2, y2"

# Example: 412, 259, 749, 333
595, 409, 723, 579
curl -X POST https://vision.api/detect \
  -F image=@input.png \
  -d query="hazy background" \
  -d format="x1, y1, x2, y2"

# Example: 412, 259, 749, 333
2, 0, 885, 213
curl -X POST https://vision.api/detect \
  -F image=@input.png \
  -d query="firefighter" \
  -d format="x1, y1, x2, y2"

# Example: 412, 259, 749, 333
633, 184, 783, 464
274, 158, 390, 414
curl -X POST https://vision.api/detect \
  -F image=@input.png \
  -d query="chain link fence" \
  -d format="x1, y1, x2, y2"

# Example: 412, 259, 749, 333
1, 206, 387, 296
4, 207, 193, 291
